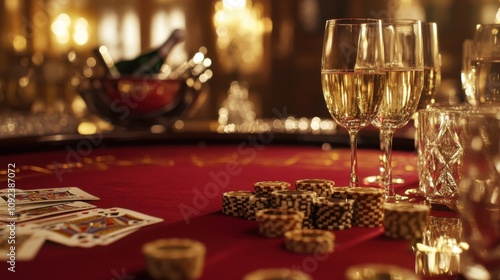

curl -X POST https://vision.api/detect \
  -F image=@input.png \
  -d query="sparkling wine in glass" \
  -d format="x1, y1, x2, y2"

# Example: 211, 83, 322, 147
372, 19, 424, 201
367, 21, 440, 190
417, 22, 441, 110
461, 39, 476, 105
472, 24, 500, 104
321, 18, 385, 188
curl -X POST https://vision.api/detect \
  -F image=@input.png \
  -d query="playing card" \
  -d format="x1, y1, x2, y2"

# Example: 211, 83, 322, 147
35, 208, 163, 248
0, 201, 69, 214
0, 201, 96, 223
0, 187, 99, 205
0, 223, 45, 261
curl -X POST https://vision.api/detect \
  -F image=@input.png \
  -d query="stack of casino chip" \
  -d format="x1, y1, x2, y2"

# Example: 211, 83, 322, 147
270, 190, 317, 229
314, 197, 354, 230
295, 179, 335, 198
331, 186, 351, 199
253, 181, 291, 197
284, 229, 335, 254
346, 187, 385, 227
245, 195, 270, 220
244, 181, 289, 220
255, 208, 304, 237
384, 203, 430, 239
243, 268, 312, 280
222, 191, 254, 218
345, 264, 420, 280
142, 238, 206, 280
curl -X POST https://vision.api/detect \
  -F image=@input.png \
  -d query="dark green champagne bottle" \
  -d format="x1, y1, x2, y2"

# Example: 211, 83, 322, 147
115, 28, 186, 76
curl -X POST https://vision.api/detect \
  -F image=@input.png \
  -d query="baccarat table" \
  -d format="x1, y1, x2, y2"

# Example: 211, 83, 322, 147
0, 139, 463, 280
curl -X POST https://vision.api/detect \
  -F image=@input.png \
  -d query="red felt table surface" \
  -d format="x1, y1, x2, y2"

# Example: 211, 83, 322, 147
0, 144, 450, 280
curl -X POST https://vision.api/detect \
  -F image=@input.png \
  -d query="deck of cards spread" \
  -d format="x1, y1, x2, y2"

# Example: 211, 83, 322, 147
0, 187, 163, 260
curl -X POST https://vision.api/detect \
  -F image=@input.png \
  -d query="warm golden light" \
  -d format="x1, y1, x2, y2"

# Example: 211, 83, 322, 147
151, 10, 170, 46
78, 121, 97, 135
73, 17, 89, 46
86, 57, 97, 68
223, 0, 246, 9
12, 35, 27, 52
98, 9, 119, 56
150, 6, 187, 66
5, 0, 19, 12
121, 10, 141, 59
213, 0, 265, 73
52, 13, 71, 45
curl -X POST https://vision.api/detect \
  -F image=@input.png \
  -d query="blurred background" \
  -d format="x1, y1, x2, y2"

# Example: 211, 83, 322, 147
0, 0, 498, 137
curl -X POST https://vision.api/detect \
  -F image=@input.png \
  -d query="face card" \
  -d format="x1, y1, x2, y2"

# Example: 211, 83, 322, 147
0, 223, 45, 261
0, 201, 96, 223
35, 208, 163, 247
0, 187, 99, 205
0, 202, 69, 214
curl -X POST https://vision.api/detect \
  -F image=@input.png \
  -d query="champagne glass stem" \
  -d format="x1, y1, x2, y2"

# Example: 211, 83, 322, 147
378, 129, 385, 187
381, 128, 395, 199
348, 129, 359, 188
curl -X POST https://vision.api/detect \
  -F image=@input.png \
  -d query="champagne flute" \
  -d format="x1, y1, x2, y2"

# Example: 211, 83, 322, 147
472, 23, 500, 104
365, 21, 440, 190
417, 22, 441, 110
461, 39, 476, 105
372, 19, 424, 202
321, 18, 385, 188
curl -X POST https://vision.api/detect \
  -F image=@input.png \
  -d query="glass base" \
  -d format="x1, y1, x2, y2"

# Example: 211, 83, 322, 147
426, 197, 458, 212
363, 175, 405, 186
404, 187, 425, 197
385, 194, 410, 203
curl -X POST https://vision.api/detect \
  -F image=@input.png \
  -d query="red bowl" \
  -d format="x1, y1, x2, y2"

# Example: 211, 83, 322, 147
100, 77, 182, 115
79, 76, 205, 128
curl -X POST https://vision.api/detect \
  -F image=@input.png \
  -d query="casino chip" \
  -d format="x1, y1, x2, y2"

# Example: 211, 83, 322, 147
142, 238, 206, 280
345, 264, 419, 280
256, 208, 304, 238
284, 229, 335, 254
245, 195, 270, 220
346, 187, 385, 227
331, 186, 351, 199
383, 203, 430, 239
222, 191, 254, 218
243, 268, 312, 280
270, 190, 317, 229
254, 181, 291, 198
295, 179, 335, 198
314, 197, 354, 230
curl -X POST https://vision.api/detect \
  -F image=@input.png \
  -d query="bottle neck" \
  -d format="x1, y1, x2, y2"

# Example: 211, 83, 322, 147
157, 29, 186, 58
131, 29, 186, 76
